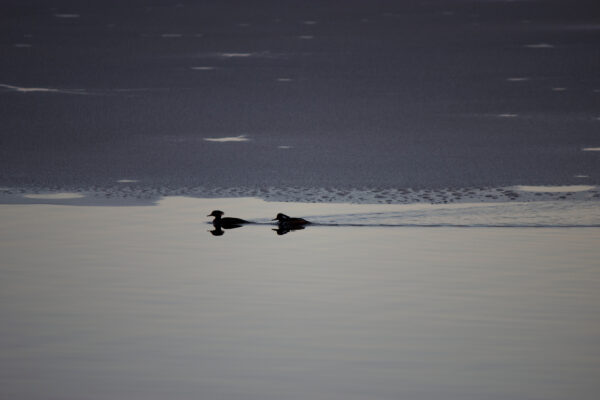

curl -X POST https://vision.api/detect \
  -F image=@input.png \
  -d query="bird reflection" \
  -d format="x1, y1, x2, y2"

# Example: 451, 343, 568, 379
209, 225, 245, 236
272, 225, 306, 235
209, 226, 225, 236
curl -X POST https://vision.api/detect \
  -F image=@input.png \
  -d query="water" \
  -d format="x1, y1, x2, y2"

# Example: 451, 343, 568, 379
4, 1, 600, 396
2, 197, 600, 399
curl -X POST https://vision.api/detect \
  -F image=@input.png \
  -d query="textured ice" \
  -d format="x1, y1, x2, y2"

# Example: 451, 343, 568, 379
53, 13, 80, 18
220, 53, 253, 57
524, 43, 555, 48
3, 185, 599, 207
204, 135, 250, 142
0, 83, 85, 95
1, 0, 599, 207
24, 192, 85, 200
514, 185, 595, 193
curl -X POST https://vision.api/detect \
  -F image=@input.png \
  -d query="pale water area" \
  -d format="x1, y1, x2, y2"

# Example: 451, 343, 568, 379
1, 197, 600, 400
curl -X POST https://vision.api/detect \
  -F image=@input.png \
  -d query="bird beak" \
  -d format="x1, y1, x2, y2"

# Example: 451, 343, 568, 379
272, 218, 277, 221
207, 214, 211, 217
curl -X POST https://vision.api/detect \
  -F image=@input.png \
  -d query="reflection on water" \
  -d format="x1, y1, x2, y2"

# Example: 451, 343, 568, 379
272, 225, 306, 235
204, 199, 600, 238
2, 197, 600, 400
209, 222, 309, 236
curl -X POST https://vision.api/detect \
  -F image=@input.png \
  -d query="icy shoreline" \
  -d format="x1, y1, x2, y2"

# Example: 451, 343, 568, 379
1, 184, 598, 207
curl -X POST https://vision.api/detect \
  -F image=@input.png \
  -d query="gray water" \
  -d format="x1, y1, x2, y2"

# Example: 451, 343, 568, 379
2, 198, 600, 399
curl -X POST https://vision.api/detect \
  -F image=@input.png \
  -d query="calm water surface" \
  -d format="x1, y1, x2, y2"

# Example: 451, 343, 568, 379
1, 198, 599, 400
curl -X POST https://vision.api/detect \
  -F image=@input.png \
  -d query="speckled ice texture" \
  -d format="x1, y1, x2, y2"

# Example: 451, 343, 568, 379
1, 0, 599, 204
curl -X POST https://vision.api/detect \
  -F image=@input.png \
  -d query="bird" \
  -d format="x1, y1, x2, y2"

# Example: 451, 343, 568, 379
272, 213, 311, 227
207, 210, 249, 229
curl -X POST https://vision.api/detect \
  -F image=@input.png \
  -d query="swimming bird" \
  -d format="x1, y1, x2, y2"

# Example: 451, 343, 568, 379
207, 210, 249, 229
272, 213, 311, 227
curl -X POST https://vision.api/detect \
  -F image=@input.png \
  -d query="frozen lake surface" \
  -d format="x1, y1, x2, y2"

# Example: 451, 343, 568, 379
1, 0, 600, 194
1, 197, 600, 400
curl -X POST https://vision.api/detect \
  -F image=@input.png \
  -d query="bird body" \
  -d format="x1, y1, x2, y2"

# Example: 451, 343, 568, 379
272, 213, 311, 227
207, 210, 249, 228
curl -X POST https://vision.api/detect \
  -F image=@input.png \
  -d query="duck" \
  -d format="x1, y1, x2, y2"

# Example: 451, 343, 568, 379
272, 213, 311, 227
207, 210, 249, 229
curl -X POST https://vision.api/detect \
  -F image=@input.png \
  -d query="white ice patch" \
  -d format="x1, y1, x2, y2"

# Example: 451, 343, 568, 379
513, 185, 595, 193
54, 13, 80, 18
552, 24, 600, 31
0, 83, 59, 93
582, 147, 600, 151
24, 193, 85, 199
298, 35, 314, 40
276, 78, 293, 82
524, 43, 554, 48
221, 53, 253, 57
278, 145, 292, 149
574, 175, 589, 178
506, 77, 530, 82
117, 179, 139, 183
204, 135, 250, 142
0, 83, 86, 95
190, 66, 216, 70
497, 113, 518, 118
552, 87, 567, 91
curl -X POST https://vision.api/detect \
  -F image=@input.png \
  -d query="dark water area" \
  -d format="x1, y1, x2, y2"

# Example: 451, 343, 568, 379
1, 0, 600, 192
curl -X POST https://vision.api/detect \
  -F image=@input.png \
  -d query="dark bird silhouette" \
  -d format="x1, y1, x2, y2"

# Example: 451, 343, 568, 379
272, 213, 311, 227
272, 225, 306, 235
207, 210, 249, 229
209, 226, 225, 236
